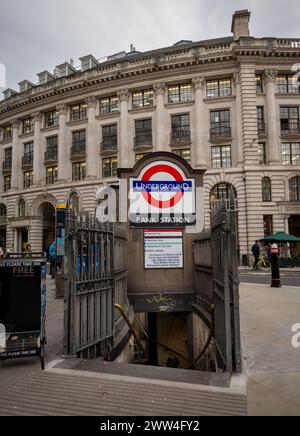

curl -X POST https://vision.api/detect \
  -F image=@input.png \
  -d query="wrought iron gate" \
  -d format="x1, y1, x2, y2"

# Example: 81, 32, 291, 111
63, 210, 127, 359
194, 196, 241, 373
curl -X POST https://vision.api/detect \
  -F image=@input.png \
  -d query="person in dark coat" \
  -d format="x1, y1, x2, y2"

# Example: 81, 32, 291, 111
252, 241, 260, 270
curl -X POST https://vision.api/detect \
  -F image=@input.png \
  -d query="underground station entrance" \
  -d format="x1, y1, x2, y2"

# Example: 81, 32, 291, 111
62, 152, 241, 380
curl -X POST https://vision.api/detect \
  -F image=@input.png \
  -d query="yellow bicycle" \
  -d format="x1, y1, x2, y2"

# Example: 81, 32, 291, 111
255, 256, 271, 272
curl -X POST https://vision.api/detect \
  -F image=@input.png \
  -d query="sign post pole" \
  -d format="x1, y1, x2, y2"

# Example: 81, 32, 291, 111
271, 243, 281, 288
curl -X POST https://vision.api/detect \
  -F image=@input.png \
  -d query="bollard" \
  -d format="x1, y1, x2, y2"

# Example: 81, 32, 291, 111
271, 243, 281, 288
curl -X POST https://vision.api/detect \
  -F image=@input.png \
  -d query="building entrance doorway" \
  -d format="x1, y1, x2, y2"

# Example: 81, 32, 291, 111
289, 215, 300, 256
39, 203, 56, 257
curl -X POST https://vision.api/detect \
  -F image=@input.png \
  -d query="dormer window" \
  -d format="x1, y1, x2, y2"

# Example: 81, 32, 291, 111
22, 117, 34, 134
19, 80, 34, 93
79, 55, 99, 72
38, 71, 55, 85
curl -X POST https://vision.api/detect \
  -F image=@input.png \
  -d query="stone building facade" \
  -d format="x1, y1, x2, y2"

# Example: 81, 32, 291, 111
0, 9, 300, 260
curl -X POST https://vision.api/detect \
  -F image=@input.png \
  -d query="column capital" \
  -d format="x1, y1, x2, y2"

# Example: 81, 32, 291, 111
85, 96, 98, 109
232, 72, 241, 86
153, 83, 167, 96
192, 76, 205, 90
32, 112, 42, 123
11, 118, 21, 129
117, 89, 130, 102
56, 104, 68, 116
264, 70, 278, 83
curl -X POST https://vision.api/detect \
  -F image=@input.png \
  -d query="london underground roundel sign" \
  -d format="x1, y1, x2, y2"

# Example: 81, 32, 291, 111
129, 160, 196, 227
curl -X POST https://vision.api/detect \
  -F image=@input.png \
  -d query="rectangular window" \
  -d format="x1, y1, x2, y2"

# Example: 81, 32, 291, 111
102, 124, 118, 151
212, 146, 232, 169
45, 136, 58, 160
263, 215, 273, 237
23, 171, 33, 188
45, 110, 59, 128
3, 147, 12, 170
23, 142, 34, 166
100, 96, 119, 115
72, 162, 86, 181
258, 143, 266, 165
210, 110, 231, 139
277, 74, 299, 94
22, 118, 34, 134
257, 107, 266, 135
280, 107, 300, 135
132, 90, 154, 108
70, 103, 87, 121
207, 78, 231, 98
46, 167, 58, 185
135, 119, 152, 147
4, 175, 11, 192
171, 114, 191, 144
168, 84, 192, 104
72, 130, 86, 156
3, 125, 12, 140
282, 143, 300, 165
256, 75, 264, 93
174, 148, 191, 164
102, 157, 118, 178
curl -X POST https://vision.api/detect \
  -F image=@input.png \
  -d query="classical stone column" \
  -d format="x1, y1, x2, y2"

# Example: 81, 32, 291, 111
11, 119, 21, 190
118, 89, 131, 168
33, 112, 43, 185
153, 83, 168, 152
86, 97, 98, 179
264, 70, 280, 164
192, 77, 207, 168
57, 104, 68, 182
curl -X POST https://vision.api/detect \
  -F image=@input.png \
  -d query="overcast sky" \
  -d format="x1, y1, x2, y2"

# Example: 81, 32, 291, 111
0, 0, 300, 91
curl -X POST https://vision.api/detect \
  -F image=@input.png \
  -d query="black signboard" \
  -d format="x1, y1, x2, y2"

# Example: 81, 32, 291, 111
0, 257, 46, 369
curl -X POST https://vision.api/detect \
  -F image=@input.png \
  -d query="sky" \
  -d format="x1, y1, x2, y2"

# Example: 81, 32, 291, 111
0, 0, 300, 91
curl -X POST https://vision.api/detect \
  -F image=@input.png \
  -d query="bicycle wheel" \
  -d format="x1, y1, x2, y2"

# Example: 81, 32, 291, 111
261, 259, 271, 273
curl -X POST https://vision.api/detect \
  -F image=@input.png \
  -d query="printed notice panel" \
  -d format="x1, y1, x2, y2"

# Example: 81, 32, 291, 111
144, 230, 183, 269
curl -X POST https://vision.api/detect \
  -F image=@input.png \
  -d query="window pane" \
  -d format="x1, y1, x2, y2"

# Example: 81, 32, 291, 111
180, 84, 192, 102
282, 144, 291, 165
258, 143, 266, 164
221, 146, 232, 167
219, 79, 231, 97
207, 80, 219, 98
291, 143, 300, 165
168, 86, 180, 103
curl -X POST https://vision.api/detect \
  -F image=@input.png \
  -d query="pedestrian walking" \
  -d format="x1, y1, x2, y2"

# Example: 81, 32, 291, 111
0, 246, 5, 259
49, 241, 56, 277
252, 241, 260, 271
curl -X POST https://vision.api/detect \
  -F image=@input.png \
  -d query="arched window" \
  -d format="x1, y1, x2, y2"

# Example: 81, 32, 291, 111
210, 183, 237, 208
289, 177, 300, 202
0, 204, 7, 217
18, 199, 26, 217
69, 192, 80, 215
262, 177, 272, 202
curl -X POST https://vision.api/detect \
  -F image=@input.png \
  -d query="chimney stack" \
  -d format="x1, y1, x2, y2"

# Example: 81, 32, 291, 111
231, 10, 251, 40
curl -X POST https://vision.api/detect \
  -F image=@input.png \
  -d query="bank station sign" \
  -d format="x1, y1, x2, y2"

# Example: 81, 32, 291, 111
129, 161, 196, 227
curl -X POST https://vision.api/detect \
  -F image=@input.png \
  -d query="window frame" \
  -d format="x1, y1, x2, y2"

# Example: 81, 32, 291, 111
70, 103, 88, 121
45, 110, 59, 128
211, 145, 232, 169
168, 84, 192, 104
72, 161, 86, 182
23, 170, 33, 188
262, 177, 272, 202
4, 175, 11, 192
100, 96, 119, 116
102, 157, 118, 178
46, 166, 58, 185
132, 90, 154, 108
289, 177, 300, 202
282, 143, 300, 166
207, 78, 232, 99
22, 118, 34, 134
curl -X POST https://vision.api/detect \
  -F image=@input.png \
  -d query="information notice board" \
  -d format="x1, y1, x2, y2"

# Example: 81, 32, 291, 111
144, 230, 183, 269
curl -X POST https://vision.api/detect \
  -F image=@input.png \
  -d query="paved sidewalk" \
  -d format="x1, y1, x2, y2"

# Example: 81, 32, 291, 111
240, 282, 300, 416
